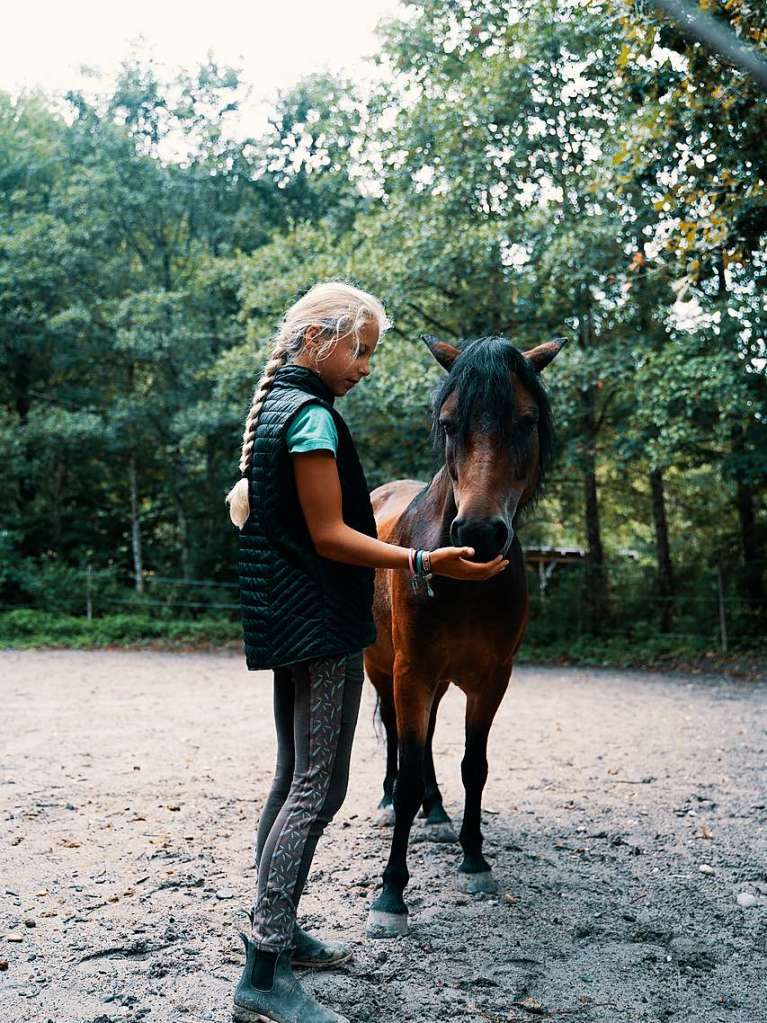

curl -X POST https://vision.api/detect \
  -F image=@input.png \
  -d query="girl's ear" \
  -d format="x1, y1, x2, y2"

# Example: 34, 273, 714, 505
304, 325, 321, 349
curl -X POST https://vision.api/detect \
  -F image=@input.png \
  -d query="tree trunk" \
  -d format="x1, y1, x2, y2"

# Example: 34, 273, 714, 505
173, 466, 192, 581
583, 442, 608, 634
14, 355, 31, 423
649, 468, 674, 632
578, 299, 609, 635
735, 474, 765, 614
14, 355, 37, 556
129, 454, 144, 594
51, 460, 65, 550
631, 230, 677, 629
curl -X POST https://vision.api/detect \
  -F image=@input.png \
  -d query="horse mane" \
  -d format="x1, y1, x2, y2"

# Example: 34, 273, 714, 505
427, 336, 555, 502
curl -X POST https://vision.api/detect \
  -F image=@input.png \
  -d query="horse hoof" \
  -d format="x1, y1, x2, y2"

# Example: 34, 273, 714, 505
366, 909, 409, 939
424, 822, 459, 843
374, 806, 395, 827
458, 870, 498, 895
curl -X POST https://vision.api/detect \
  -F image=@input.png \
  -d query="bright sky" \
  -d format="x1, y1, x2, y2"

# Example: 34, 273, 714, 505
3, 0, 402, 131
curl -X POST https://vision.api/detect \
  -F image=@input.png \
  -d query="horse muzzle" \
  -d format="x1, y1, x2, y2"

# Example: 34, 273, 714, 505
450, 515, 513, 562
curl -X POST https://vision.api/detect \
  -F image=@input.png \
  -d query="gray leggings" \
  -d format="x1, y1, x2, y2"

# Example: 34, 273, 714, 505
251, 651, 364, 952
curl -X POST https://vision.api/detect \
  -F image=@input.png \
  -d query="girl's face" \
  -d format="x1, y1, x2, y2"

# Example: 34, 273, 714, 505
297, 320, 380, 397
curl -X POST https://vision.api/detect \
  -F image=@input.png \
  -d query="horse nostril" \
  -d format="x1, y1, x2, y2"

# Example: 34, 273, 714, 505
450, 518, 466, 547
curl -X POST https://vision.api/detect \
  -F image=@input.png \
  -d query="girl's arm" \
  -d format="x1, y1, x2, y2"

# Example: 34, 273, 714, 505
292, 451, 508, 580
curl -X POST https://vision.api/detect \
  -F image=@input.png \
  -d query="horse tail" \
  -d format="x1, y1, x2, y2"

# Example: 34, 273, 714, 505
372, 691, 384, 743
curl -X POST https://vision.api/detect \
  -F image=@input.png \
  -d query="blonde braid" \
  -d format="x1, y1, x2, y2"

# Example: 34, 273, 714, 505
239, 346, 290, 474
225, 344, 291, 528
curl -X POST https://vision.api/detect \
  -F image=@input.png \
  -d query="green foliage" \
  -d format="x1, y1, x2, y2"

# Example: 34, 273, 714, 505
0, 610, 239, 648
0, 14, 764, 649
611, 0, 767, 280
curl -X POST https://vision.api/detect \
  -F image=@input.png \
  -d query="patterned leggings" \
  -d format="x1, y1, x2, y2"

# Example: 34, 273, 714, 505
251, 651, 364, 952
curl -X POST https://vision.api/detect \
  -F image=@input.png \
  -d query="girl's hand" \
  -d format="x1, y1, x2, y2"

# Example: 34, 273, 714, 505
428, 546, 508, 581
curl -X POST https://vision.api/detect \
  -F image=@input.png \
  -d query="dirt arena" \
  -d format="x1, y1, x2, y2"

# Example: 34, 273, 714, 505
1, 650, 765, 1023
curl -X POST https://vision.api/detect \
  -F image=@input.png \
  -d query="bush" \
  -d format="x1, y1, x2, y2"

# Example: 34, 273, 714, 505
518, 632, 720, 669
0, 610, 241, 649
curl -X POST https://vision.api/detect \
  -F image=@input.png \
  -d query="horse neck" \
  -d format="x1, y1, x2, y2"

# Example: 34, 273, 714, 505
407, 465, 457, 549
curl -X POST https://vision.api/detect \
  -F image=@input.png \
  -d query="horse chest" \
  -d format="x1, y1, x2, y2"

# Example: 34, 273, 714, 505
391, 570, 527, 679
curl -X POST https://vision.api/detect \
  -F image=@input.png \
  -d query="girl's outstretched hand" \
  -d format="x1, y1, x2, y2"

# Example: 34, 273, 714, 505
428, 547, 508, 581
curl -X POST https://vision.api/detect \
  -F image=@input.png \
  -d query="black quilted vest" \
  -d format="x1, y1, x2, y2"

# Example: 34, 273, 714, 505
238, 363, 378, 670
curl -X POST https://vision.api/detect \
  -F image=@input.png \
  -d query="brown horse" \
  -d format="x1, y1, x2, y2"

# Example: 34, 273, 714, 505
364, 333, 564, 938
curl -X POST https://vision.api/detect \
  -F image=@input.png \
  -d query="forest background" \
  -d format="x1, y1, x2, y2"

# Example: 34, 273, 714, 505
1, 0, 765, 668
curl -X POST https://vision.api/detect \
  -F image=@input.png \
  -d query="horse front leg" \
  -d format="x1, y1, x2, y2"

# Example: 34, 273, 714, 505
458, 679, 509, 895
369, 671, 397, 826
367, 673, 434, 938
419, 682, 458, 842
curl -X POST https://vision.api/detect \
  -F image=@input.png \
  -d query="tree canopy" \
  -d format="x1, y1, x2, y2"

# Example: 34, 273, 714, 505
1, 2, 764, 650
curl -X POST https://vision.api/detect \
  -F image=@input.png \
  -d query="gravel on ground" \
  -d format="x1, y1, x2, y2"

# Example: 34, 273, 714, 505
1, 650, 765, 1023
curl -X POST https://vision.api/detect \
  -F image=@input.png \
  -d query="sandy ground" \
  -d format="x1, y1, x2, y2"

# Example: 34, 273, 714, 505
0, 650, 765, 1023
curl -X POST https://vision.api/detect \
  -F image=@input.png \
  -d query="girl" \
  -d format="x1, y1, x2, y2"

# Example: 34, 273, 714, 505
226, 281, 508, 1023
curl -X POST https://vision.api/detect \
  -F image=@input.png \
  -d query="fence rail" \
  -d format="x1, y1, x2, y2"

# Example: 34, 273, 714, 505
1, 563, 761, 656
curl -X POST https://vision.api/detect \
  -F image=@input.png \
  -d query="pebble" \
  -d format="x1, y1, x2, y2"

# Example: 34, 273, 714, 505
0, 960, 8, 971
24, 918, 36, 928
215, 889, 234, 900
698, 864, 715, 875
736, 893, 757, 908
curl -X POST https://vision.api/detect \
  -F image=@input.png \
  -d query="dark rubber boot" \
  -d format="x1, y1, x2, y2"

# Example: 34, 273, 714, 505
240, 908, 351, 971
292, 925, 352, 970
232, 933, 349, 1023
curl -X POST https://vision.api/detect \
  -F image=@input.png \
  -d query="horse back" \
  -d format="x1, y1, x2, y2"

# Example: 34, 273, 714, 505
371, 479, 427, 540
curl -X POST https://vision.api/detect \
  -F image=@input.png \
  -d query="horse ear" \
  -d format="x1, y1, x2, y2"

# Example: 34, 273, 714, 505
421, 334, 460, 371
523, 337, 567, 373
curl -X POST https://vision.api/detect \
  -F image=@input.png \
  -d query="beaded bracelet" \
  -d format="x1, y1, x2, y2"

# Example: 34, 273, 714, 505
409, 547, 435, 598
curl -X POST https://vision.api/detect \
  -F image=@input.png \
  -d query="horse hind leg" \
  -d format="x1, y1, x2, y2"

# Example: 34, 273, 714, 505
418, 682, 458, 843
369, 669, 397, 826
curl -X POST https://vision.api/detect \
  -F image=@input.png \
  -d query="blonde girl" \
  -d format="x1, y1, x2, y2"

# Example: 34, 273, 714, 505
227, 281, 507, 1023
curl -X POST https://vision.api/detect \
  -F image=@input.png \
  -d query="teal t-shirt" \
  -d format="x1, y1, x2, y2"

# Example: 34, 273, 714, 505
285, 403, 339, 456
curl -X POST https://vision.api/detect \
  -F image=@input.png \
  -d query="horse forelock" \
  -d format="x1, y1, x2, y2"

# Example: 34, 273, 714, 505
429, 336, 555, 496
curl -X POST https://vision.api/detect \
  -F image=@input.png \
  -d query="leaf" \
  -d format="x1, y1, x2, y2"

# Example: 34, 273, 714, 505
514, 996, 546, 1014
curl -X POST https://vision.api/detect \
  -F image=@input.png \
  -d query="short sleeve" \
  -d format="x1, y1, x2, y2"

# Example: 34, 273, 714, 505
285, 404, 339, 456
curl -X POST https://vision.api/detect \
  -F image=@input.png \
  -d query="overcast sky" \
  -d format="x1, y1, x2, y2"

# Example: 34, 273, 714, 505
3, 1, 402, 130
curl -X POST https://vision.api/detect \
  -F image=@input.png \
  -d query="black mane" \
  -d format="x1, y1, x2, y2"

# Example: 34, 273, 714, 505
429, 337, 555, 495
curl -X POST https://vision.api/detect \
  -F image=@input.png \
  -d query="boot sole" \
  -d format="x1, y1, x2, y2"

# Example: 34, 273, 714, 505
232, 1008, 276, 1023
291, 949, 352, 969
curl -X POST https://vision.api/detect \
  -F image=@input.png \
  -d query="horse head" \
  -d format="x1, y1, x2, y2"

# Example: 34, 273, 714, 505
422, 333, 565, 562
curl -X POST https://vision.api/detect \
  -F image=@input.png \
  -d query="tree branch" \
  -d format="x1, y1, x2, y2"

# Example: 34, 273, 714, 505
648, 0, 767, 91
403, 301, 460, 338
